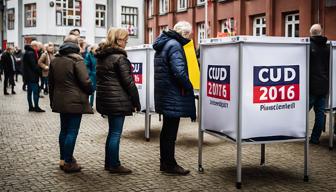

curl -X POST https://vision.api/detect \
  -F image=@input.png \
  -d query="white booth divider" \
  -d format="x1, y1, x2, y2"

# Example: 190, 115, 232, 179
126, 45, 155, 141
328, 41, 336, 149
198, 36, 310, 189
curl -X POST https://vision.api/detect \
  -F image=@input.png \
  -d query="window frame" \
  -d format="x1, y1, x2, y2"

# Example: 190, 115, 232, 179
7, 8, 15, 30
253, 16, 266, 36
159, 0, 169, 15
148, 0, 153, 17
121, 6, 139, 37
55, 0, 82, 27
285, 13, 299, 37
177, 0, 187, 12
197, 0, 205, 6
197, 22, 205, 43
148, 28, 154, 44
24, 3, 36, 28
96, 4, 106, 28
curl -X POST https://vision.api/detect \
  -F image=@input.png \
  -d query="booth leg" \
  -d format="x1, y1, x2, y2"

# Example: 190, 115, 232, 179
260, 144, 266, 166
236, 141, 242, 189
198, 128, 204, 173
329, 112, 334, 151
145, 113, 151, 142
304, 135, 309, 182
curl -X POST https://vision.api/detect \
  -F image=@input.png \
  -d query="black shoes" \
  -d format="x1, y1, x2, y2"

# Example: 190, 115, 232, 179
34, 107, 46, 112
29, 107, 46, 112
309, 139, 320, 145
11, 91, 16, 94
4, 92, 9, 95
160, 164, 190, 176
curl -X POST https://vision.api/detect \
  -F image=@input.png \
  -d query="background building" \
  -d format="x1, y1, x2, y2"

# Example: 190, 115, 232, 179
4, 0, 144, 49
145, 0, 336, 46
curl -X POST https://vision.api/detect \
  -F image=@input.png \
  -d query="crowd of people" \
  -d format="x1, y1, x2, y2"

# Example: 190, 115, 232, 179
0, 22, 334, 175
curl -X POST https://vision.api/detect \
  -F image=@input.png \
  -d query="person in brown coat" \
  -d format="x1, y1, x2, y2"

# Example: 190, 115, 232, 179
96, 28, 140, 174
49, 35, 93, 173
38, 42, 55, 95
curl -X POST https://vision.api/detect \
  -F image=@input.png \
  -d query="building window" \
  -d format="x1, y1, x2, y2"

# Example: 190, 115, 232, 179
197, 0, 205, 5
148, 28, 154, 44
7, 8, 15, 30
24, 4, 36, 27
122, 6, 138, 36
159, 0, 169, 15
253, 16, 266, 36
55, 0, 82, 27
160, 25, 169, 33
197, 22, 205, 43
326, 0, 336, 7
220, 18, 235, 36
177, 0, 187, 11
96, 4, 106, 28
285, 13, 299, 37
148, 0, 153, 17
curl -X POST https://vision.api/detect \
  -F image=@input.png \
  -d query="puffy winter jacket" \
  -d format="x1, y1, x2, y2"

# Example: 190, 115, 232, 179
309, 36, 330, 96
153, 30, 196, 120
95, 47, 140, 116
49, 42, 93, 114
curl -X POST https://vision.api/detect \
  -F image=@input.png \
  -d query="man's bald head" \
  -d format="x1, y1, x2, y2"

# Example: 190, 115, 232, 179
310, 24, 322, 36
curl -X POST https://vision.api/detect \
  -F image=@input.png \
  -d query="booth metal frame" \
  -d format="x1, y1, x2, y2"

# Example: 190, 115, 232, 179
328, 41, 336, 150
197, 37, 310, 189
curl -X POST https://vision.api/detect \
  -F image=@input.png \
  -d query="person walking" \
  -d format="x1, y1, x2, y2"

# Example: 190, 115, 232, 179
96, 28, 140, 174
308, 24, 330, 145
38, 42, 55, 95
13, 46, 23, 82
1, 46, 16, 95
49, 35, 93, 173
22, 41, 45, 112
153, 21, 196, 175
84, 44, 97, 108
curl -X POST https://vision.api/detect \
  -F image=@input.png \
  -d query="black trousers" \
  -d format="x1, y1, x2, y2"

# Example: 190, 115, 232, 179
160, 116, 180, 166
4, 73, 15, 93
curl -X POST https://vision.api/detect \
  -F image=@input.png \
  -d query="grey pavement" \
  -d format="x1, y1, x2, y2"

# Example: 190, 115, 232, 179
0, 80, 336, 192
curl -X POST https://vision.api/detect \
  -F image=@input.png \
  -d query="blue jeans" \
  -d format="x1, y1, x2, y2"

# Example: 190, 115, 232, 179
27, 82, 39, 108
41, 77, 48, 91
89, 91, 95, 107
59, 113, 82, 163
105, 115, 125, 168
309, 95, 326, 142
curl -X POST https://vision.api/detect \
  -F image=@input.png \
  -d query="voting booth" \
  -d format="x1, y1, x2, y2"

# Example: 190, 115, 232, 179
198, 36, 310, 189
126, 45, 155, 141
328, 41, 336, 149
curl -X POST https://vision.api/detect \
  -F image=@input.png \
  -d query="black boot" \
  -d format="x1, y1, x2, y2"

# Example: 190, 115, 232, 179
34, 107, 46, 112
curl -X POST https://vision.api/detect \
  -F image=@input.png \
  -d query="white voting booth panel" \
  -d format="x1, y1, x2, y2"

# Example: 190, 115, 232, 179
331, 41, 336, 108
126, 45, 155, 112
200, 36, 308, 140
198, 36, 310, 189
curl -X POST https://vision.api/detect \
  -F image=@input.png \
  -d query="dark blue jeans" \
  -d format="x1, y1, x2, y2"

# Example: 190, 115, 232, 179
59, 113, 82, 163
27, 82, 39, 108
41, 77, 48, 91
309, 95, 326, 142
105, 115, 125, 168
89, 91, 95, 107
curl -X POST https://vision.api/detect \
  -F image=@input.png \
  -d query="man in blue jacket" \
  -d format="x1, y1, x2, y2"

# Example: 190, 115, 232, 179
153, 21, 196, 175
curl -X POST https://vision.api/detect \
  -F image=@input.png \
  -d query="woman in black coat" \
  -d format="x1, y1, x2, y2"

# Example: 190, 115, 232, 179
96, 28, 140, 174
153, 21, 196, 175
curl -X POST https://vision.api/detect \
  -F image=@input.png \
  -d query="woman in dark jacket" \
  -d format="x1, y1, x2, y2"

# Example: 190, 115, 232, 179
49, 35, 93, 173
153, 21, 196, 175
96, 28, 140, 174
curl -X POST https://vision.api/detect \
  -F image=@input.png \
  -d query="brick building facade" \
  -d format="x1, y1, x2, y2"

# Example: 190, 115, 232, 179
145, 0, 336, 47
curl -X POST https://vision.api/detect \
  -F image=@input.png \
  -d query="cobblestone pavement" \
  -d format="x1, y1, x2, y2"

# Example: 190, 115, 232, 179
1, 80, 336, 192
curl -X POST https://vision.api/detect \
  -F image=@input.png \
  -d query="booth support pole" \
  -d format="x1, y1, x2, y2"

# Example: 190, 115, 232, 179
145, 49, 151, 142
198, 45, 204, 173
236, 42, 243, 189
329, 44, 334, 150
260, 144, 266, 166
304, 44, 310, 182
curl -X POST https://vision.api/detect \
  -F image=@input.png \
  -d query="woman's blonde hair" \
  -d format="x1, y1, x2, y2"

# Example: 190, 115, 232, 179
104, 27, 129, 49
